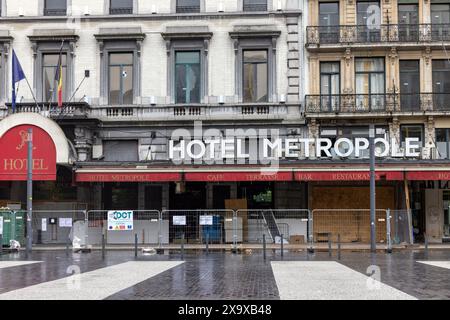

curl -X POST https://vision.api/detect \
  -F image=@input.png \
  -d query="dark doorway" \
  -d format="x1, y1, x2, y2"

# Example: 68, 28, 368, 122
238, 182, 274, 209
102, 183, 138, 210
212, 185, 231, 209
169, 182, 206, 243
145, 185, 163, 211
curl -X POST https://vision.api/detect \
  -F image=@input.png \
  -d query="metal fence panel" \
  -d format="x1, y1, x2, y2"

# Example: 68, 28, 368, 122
236, 209, 311, 247
311, 209, 388, 245
87, 210, 160, 246
31, 210, 86, 245
160, 210, 235, 248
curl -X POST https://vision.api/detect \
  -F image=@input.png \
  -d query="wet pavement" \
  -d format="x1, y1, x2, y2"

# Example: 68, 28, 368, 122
0, 249, 449, 300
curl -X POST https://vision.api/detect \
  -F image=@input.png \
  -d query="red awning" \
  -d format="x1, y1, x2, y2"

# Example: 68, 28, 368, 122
76, 172, 182, 182
406, 171, 450, 181
294, 171, 404, 181
184, 171, 293, 182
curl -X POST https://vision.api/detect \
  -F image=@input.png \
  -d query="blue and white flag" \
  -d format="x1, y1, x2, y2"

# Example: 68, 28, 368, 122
12, 50, 25, 111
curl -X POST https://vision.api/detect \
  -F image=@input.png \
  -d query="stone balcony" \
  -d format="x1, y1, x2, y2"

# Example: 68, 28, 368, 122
1, 102, 302, 123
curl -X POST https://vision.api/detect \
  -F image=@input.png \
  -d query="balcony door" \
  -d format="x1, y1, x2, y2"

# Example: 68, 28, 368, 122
357, 1, 381, 42
400, 60, 420, 111
398, 4, 419, 42
320, 62, 340, 111
433, 60, 450, 110
319, 2, 340, 44
355, 58, 385, 111
431, 3, 450, 40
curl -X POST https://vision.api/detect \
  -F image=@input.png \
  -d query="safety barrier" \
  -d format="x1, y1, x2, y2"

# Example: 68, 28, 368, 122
0, 208, 414, 252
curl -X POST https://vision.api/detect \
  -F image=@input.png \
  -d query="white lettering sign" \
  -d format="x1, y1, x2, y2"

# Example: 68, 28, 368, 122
168, 137, 421, 162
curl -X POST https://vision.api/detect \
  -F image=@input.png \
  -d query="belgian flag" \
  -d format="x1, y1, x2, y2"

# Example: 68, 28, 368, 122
55, 48, 63, 107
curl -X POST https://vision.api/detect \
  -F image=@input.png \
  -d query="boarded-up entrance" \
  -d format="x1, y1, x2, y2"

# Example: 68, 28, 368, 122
311, 186, 395, 243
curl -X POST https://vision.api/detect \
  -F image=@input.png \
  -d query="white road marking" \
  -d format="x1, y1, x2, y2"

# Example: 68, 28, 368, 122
271, 261, 416, 300
0, 261, 42, 269
417, 261, 450, 269
0, 261, 183, 300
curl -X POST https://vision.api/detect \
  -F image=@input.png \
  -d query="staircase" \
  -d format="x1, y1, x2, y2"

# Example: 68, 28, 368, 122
262, 210, 281, 243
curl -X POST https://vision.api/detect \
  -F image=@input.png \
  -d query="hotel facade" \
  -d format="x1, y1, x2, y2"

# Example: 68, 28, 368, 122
0, 0, 449, 245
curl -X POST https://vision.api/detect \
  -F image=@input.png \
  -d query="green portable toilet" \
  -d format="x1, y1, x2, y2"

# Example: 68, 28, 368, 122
0, 211, 26, 246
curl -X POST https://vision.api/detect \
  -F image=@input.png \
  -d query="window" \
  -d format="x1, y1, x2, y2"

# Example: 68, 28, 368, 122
103, 140, 138, 161
357, 1, 381, 42
319, 2, 340, 43
432, 60, 450, 110
243, 50, 268, 103
398, 4, 419, 42
110, 0, 133, 15
175, 51, 201, 104
401, 125, 424, 148
355, 58, 385, 111
399, 60, 420, 111
436, 128, 450, 159
42, 53, 67, 103
176, 0, 200, 13
320, 62, 340, 111
44, 0, 67, 16
243, 0, 268, 11
431, 3, 450, 40
109, 53, 133, 105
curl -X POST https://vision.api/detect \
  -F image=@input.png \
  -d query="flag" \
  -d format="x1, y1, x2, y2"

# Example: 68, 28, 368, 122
12, 50, 25, 111
55, 52, 63, 107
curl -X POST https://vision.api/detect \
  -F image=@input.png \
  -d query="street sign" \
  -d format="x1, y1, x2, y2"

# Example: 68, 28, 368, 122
199, 215, 213, 225
0, 216, 3, 235
173, 216, 186, 226
107, 211, 133, 231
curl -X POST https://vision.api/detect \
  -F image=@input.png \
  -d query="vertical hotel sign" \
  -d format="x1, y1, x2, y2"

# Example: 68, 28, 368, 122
0, 125, 57, 180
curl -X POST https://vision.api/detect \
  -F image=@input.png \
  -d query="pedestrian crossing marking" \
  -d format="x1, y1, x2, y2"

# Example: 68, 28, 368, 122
0, 261, 183, 300
271, 261, 416, 300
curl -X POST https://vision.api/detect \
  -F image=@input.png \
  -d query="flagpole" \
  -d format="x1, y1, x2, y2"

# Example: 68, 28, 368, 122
23, 76, 40, 110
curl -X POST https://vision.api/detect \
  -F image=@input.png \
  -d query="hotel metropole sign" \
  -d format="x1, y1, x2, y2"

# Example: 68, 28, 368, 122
0, 124, 57, 181
169, 137, 422, 163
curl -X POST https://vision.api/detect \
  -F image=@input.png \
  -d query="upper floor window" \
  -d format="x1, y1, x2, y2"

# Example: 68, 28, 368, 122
42, 53, 67, 103
320, 62, 340, 111
357, 1, 381, 41
436, 128, 450, 159
398, 4, 419, 42
432, 60, 450, 110
355, 57, 385, 111
319, 2, 339, 43
431, 3, 450, 24
175, 51, 201, 104
243, 50, 268, 103
44, 0, 67, 16
176, 0, 200, 13
109, 52, 134, 105
110, 0, 133, 15
243, 0, 268, 11
401, 124, 424, 148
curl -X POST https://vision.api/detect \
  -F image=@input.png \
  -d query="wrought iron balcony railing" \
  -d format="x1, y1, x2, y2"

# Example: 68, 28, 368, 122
44, 8, 67, 16
109, 7, 133, 15
306, 24, 450, 46
176, 5, 201, 13
305, 93, 450, 114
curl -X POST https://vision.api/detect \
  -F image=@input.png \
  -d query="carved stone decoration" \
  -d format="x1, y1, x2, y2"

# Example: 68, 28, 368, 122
98, 40, 104, 56
204, 39, 209, 55
422, 47, 432, 65
388, 47, 398, 65
165, 40, 171, 56
74, 126, 93, 162
136, 40, 142, 57
343, 47, 352, 66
